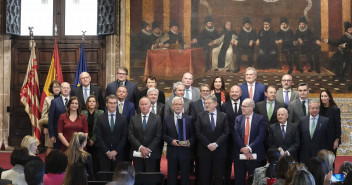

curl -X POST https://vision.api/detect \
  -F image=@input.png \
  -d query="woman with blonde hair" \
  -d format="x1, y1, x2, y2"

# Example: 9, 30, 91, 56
21, 135, 39, 157
317, 149, 336, 171
65, 132, 94, 180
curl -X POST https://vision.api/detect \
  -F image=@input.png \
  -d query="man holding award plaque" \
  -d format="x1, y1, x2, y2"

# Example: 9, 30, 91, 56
163, 96, 195, 185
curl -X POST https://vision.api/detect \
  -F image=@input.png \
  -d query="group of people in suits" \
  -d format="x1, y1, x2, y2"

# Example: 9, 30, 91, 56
41, 66, 341, 185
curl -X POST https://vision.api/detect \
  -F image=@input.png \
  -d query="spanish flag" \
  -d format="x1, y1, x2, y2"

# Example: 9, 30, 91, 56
40, 38, 63, 111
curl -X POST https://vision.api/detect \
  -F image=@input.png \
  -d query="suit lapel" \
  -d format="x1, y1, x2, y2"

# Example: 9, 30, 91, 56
243, 83, 249, 97
312, 117, 322, 139
145, 114, 154, 134
241, 115, 246, 139
276, 123, 285, 141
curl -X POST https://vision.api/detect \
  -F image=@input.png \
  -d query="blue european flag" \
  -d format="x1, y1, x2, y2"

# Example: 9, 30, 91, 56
72, 41, 88, 89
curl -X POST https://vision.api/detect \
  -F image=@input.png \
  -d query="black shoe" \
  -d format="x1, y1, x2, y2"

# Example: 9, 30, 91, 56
297, 68, 304, 73
308, 68, 314, 72
234, 68, 240, 73
288, 68, 293, 74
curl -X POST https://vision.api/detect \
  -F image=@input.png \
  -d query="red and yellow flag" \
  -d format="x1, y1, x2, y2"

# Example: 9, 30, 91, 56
20, 40, 41, 140
40, 38, 63, 111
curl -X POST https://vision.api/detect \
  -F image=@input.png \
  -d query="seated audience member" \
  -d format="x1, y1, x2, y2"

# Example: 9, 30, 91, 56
107, 173, 135, 185
253, 148, 280, 185
24, 160, 45, 185
273, 155, 295, 185
44, 149, 68, 185
138, 76, 165, 104
285, 163, 307, 185
339, 161, 352, 176
112, 161, 135, 181
1, 147, 29, 185
21, 135, 40, 160
308, 157, 329, 185
292, 169, 316, 185
317, 149, 335, 172
65, 132, 94, 180
62, 163, 88, 185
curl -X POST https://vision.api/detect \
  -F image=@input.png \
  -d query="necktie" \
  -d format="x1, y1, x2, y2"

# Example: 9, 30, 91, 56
84, 88, 88, 103
119, 103, 123, 114
244, 116, 250, 146
268, 102, 273, 120
119, 82, 124, 87
281, 125, 286, 138
310, 117, 316, 139
284, 90, 289, 106
249, 84, 253, 99
234, 102, 238, 115
110, 114, 115, 132
142, 116, 147, 132
185, 89, 190, 99
151, 105, 156, 114
302, 101, 306, 116
64, 98, 68, 106
210, 113, 215, 132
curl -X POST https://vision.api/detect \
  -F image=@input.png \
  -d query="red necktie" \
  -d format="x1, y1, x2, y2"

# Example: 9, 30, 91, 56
249, 84, 253, 99
244, 116, 250, 145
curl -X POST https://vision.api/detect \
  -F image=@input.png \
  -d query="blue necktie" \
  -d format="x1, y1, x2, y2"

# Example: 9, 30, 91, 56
64, 98, 68, 106
210, 113, 215, 132
284, 90, 289, 107
110, 114, 115, 132
281, 125, 285, 138
142, 116, 147, 132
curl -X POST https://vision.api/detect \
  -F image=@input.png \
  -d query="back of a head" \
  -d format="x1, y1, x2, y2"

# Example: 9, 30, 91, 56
277, 155, 295, 179
45, 149, 68, 174
63, 162, 88, 185
114, 173, 135, 185
265, 148, 281, 178
339, 161, 352, 174
285, 163, 307, 185
24, 160, 45, 185
292, 169, 316, 185
11, 147, 30, 166
317, 149, 335, 171
113, 161, 135, 180
308, 157, 329, 185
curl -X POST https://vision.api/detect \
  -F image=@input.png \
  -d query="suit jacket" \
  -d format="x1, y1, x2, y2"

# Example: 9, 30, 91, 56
298, 115, 329, 164
320, 105, 342, 149
128, 113, 162, 159
169, 86, 201, 102
163, 114, 195, 160
137, 102, 165, 121
267, 122, 300, 160
81, 109, 104, 142
48, 97, 67, 138
164, 98, 192, 116
190, 99, 205, 120
221, 100, 242, 135
195, 111, 229, 158
70, 85, 105, 110
105, 79, 139, 106
254, 100, 285, 128
121, 101, 135, 124
239, 82, 266, 103
288, 98, 309, 124
95, 112, 128, 160
138, 88, 166, 104
233, 113, 266, 161
275, 88, 299, 105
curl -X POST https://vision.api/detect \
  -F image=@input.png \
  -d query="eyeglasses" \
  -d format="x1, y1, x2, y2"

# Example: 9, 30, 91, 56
117, 73, 127, 76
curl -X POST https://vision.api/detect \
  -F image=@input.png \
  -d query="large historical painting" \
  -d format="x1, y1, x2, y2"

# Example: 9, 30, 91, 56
126, 0, 352, 155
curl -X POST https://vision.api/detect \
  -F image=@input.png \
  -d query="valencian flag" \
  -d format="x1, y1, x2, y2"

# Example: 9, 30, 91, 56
73, 41, 87, 89
20, 40, 41, 140
40, 38, 63, 111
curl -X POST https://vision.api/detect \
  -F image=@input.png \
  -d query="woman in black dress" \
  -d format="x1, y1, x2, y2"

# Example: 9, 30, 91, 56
210, 76, 230, 106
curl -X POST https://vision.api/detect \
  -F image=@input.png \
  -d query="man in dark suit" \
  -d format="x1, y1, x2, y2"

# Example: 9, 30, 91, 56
267, 108, 300, 160
70, 72, 105, 110
163, 96, 195, 185
239, 67, 265, 103
190, 84, 211, 120
298, 100, 329, 165
105, 67, 139, 106
116, 86, 135, 124
288, 82, 310, 124
221, 85, 242, 185
129, 97, 162, 172
233, 98, 266, 185
95, 95, 128, 171
196, 95, 229, 185
169, 72, 201, 102
276, 74, 299, 107
48, 82, 71, 149
137, 88, 165, 122
165, 82, 192, 116
254, 85, 286, 129
137, 76, 166, 104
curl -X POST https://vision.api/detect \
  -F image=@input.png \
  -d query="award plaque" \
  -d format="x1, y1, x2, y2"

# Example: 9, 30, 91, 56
177, 118, 188, 145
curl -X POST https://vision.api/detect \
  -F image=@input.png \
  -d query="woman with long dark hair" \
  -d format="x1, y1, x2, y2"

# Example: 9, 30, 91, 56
210, 76, 230, 105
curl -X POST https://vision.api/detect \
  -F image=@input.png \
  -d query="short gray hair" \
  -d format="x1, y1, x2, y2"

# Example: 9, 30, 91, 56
243, 98, 255, 108
172, 96, 184, 105
246, 67, 257, 76
277, 107, 288, 115
173, 81, 185, 92
147, 87, 159, 95
204, 94, 217, 103
308, 99, 320, 108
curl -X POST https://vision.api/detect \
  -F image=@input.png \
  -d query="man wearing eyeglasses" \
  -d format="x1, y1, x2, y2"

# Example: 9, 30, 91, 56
190, 84, 212, 121
276, 74, 299, 107
233, 98, 266, 185
105, 67, 139, 107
